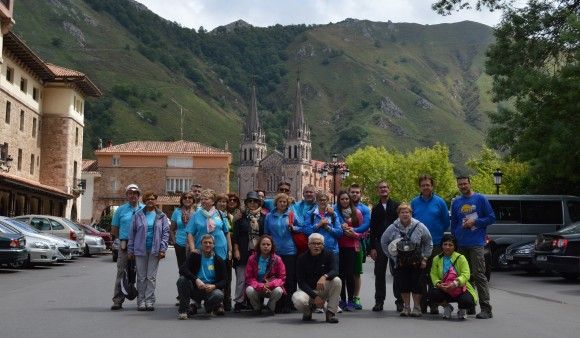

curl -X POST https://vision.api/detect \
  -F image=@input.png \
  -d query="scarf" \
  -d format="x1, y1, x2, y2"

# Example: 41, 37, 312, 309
181, 207, 194, 226
247, 207, 262, 249
201, 207, 217, 233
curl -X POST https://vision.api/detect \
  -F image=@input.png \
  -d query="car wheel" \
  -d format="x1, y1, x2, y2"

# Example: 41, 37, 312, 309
84, 244, 91, 257
491, 245, 506, 270
112, 251, 118, 262
560, 273, 578, 281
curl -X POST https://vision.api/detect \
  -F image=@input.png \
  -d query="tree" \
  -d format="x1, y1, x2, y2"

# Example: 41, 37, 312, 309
433, 0, 580, 195
466, 147, 529, 194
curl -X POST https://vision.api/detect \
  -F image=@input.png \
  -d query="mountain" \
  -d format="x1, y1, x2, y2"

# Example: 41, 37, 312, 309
12, 0, 496, 170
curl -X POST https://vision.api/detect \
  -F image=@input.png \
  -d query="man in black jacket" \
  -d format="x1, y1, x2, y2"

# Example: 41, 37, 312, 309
177, 234, 226, 319
369, 180, 401, 312
292, 233, 342, 323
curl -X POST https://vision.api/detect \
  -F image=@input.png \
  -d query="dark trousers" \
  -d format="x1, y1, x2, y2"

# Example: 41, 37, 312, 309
175, 244, 187, 270
280, 254, 297, 310
224, 259, 232, 310
176, 276, 224, 314
428, 288, 475, 310
375, 250, 402, 304
339, 247, 356, 301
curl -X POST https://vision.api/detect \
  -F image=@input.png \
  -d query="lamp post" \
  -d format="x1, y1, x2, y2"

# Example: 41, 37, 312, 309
319, 153, 349, 203
493, 168, 503, 194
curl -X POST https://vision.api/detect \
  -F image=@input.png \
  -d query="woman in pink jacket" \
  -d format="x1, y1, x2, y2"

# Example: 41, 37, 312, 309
244, 234, 286, 315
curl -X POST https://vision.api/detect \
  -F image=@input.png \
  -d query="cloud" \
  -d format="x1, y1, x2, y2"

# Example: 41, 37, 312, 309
135, 0, 503, 30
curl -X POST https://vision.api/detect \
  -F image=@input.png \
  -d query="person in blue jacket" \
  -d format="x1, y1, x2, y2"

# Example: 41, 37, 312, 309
411, 174, 450, 314
348, 183, 371, 310
450, 176, 495, 319
304, 190, 343, 258
291, 184, 317, 228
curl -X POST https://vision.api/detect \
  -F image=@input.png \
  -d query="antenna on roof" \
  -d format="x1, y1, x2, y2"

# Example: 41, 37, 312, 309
170, 98, 191, 140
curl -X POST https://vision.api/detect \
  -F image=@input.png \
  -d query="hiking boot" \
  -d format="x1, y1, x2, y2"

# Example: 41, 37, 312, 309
325, 310, 339, 323
443, 304, 454, 319
457, 309, 467, 320
302, 313, 313, 321
137, 304, 146, 311
215, 305, 225, 316
188, 303, 198, 316
372, 302, 384, 312
177, 312, 188, 320
476, 311, 493, 319
110, 303, 122, 311
467, 306, 476, 315
353, 296, 363, 310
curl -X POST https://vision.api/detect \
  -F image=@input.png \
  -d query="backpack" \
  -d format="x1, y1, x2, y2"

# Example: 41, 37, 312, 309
396, 225, 421, 267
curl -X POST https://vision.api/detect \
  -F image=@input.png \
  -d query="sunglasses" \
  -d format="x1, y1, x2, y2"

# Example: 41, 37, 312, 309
279, 188, 290, 193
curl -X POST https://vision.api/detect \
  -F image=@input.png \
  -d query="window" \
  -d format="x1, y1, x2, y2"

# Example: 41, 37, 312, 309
50, 220, 64, 230
19, 110, 24, 131
567, 201, 580, 223
32, 117, 37, 137
75, 127, 79, 145
20, 77, 27, 93
31, 218, 51, 231
5, 101, 10, 124
112, 156, 120, 166
30, 154, 34, 174
6, 67, 14, 83
111, 180, 118, 191
32, 87, 39, 101
490, 200, 521, 223
167, 157, 193, 168
166, 178, 193, 193
17, 148, 22, 171
0, 142, 8, 160
521, 201, 563, 225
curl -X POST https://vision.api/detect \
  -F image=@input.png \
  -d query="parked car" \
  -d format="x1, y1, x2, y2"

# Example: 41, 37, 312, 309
75, 222, 113, 250
484, 195, 580, 268
0, 217, 57, 267
5, 217, 76, 261
111, 238, 119, 262
84, 235, 106, 257
13, 215, 86, 252
0, 223, 28, 267
503, 240, 538, 273
534, 222, 580, 280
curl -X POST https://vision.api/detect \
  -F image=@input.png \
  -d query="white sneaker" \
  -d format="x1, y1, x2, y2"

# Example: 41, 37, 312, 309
177, 312, 188, 320
337, 306, 343, 313
443, 304, 454, 319
457, 309, 466, 320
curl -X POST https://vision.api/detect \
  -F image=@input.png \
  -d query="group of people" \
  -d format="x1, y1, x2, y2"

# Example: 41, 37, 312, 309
109, 174, 496, 323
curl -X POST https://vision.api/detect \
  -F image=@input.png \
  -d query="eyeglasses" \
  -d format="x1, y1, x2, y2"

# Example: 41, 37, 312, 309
309, 242, 323, 246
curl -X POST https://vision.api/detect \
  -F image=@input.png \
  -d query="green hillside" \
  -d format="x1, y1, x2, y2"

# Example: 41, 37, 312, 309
12, 0, 497, 170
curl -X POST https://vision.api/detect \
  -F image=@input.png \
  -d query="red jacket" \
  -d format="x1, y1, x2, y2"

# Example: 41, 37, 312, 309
245, 252, 286, 293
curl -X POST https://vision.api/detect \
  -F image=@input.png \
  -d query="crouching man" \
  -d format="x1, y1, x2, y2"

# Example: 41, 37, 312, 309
177, 234, 226, 319
292, 233, 342, 323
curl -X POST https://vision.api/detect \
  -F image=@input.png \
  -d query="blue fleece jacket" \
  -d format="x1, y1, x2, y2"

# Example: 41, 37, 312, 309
411, 193, 450, 246
450, 193, 496, 247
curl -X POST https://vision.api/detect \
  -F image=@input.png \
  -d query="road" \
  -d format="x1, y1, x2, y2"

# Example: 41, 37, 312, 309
1, 250, 579, 338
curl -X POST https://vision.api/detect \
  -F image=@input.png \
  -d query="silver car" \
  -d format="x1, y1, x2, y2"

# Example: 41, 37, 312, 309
84, 234, 106, 256
5, 217, 75, 261
1, 217, 58, 265
13, 215, 86, 252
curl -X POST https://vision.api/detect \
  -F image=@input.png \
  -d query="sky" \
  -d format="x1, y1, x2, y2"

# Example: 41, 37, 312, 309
134, 0, 504, 31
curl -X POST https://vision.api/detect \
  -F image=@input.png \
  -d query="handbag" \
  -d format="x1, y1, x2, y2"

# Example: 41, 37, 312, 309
441, 255, 467, 298
288, 211, 308, 254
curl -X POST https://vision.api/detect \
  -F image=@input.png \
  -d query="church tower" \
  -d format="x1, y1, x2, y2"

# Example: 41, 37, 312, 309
237, 85, 267, 198
283, 77, 312, 198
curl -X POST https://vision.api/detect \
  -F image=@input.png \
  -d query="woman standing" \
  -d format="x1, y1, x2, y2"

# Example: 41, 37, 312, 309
381, 203, 432, 317
232, 191, 265, 312
128, 191, 169, 311
429, 234, 477, 319
335, 190, 363, 312
227, 193, 243, 224
186, 189, 231, 315
245, 235, 286, 315
264, 193, 301, 313
170, 192, 195, 269
304, 190, 343, 259
215, 193, 234, 312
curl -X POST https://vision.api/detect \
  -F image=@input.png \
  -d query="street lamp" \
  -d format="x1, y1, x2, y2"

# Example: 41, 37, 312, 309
319, 153, 349, 203
493, 168, 503, 194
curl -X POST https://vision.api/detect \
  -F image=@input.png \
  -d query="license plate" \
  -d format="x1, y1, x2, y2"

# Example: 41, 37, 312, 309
536, 255, 547, 262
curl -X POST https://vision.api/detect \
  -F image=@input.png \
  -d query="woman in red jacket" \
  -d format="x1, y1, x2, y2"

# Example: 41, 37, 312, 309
244, 235, 286, 315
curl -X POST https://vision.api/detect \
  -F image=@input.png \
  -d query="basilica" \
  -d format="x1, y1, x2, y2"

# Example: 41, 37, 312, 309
236, 79, 335, 199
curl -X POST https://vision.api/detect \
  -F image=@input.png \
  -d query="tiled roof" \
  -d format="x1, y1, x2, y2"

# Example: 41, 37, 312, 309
47, 63, 85, 77
95, 140, 230, 155
82, 160, 99, 172
0, 172, 72, 198
156, 195, 180, 205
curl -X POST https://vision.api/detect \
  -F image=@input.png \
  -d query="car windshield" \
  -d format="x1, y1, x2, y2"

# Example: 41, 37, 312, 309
61, 218, 82, 231
557, 222, 580, 235
4, 218, 41, 234
0, 222, 18, 234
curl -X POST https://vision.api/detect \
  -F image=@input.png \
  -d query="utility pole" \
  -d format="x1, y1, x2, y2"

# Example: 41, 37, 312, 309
170, 98, 190, 140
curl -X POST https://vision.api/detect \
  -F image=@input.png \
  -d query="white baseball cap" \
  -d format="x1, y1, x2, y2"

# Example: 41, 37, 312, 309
125, 184, 140, 193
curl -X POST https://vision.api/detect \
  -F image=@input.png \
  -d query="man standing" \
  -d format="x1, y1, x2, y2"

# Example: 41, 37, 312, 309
292, 184, 317, 228
190, 183, 203, 209
177, 234, 226, 319
110, 184, 144, 310
368, 181, 401, 312
348, 183, 370, 310
411, 174, 450, 314
263, 181, 292, 211
292, 233, 342, 323
451, 176, 496, 319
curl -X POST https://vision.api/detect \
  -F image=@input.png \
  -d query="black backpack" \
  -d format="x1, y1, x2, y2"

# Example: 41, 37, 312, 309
396, 225, 421, 267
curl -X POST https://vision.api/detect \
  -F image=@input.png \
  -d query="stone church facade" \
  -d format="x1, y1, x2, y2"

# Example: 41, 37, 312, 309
237, 80, 334, 199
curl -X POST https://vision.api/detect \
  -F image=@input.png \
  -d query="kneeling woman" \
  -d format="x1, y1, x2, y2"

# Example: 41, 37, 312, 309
429, 234, 477, 319
245, 235, 286, 315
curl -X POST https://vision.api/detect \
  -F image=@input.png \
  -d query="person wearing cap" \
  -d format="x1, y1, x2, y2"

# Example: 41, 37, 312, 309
128, 191, 170, 311
110, 184, 144, 310
232, 191, 265, 312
